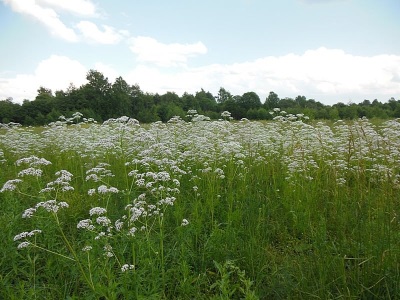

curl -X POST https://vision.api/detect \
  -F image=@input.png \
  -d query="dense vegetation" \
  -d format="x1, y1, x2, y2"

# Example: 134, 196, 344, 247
0, 115, 399, 298
1, 69, 399, 125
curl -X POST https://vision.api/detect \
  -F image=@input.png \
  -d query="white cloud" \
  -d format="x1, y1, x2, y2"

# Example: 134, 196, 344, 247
2, 0, 78, 42
36, 0, 97, 16
0, 55, 87, 102
94, 62, 119, 82
1, 48, 399, 105
76, 21, 125, 44
126, 47, 400, 104
129, 36, 208, 67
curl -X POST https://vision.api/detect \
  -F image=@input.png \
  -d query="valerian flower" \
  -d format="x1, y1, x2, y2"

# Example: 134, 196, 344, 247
0, 179, 22, 192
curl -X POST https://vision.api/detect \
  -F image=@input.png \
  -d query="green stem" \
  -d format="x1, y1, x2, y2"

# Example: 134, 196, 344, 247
53, 213, 96, 292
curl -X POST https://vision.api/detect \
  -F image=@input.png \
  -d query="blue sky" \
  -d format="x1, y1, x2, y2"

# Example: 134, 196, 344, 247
1, 0, 399, 105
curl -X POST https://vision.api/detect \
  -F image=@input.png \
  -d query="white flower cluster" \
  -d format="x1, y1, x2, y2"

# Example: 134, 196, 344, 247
121, 264, 135, 272
0, 179, 22, 192
40, 170, 74, 193
88, 185, 119, 195
16, 156, 52, 167
85, 163, 114, 182
14, 229, 42, 249
22, 200, 69, 218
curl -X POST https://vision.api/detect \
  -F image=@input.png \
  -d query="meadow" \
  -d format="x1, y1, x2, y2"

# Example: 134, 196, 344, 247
0, 112, 399, 299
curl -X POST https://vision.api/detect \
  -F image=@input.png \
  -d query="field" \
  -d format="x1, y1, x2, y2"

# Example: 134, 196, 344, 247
0, 113, 399, 299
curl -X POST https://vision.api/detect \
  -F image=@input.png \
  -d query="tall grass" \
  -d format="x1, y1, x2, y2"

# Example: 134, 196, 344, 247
0, 114, 399, 299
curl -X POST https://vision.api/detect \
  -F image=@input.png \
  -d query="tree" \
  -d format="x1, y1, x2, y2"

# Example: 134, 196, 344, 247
0, 97, 20, 123
238, 91, 261, 111
216, 87, 233, 104
82, 70, 111, 120
110, 76, 131, 117
264, 91, 280, 109
195, 89, 217, 112
295, 95, 307, 108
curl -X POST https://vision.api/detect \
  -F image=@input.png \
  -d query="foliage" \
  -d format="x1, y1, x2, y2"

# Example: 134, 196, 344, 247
0, 116, 399, 298
1, 70, 399, 125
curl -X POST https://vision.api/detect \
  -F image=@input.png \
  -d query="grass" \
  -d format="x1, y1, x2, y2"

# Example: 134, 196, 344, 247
0, 115, 399, 299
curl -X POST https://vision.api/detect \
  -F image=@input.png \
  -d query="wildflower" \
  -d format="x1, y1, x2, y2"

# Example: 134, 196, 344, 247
35, 200, 69, 213
14, 229, 42, 241
82, 246, 93, 252
77, 219, 95, 230
89, 207, 107, 216
97, 185, 109, 194
128, 227, 137, 236
0, 179, 22, 192
95, 232, 106, 240
22, 207, 37, 218
18, 167, 43, 177
181, 219, 189, 226
39, 187, 55, 193
17, 242, 31, 249
156, 171, 170, 182
88, 188, 96, 196
96, 216, 111, 226
108, 186, 119, 193
103, 244, 114, 257
221, 111, 231, 118
16, 156, 51, 167
115, 219, 124, 231
54, 170, 73, 181
121, 264, 135, 272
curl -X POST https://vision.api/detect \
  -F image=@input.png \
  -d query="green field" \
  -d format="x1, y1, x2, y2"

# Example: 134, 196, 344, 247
0, 115, 399, 299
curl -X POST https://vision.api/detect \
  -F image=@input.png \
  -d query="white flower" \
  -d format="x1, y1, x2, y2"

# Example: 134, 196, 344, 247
35, 200, 68, 213
108, 187, 119, 193
96, 216, 111, 226
181, 219, 189, 226
128, 227, 137, 236
17, 241, 31, 249
18, 168, 43, 177
115, 219, 124, 231
22, 207, 37, 218
0, 179, 22, 192
88, 188, 96, 196
97, 185, 109, 194
77, 219, 95, 230
82, 246, 93, 252
121, 264, 135, 272
14, 229, 42, 241
89, 207, 107, 216
95, 232, 106, 240
221, 111, 231, 118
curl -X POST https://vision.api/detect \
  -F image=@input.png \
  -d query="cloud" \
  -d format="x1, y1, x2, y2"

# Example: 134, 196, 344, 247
0, 55, 87, 102
2, 0, 79, 42
126, 47, 400, 104
35, 0, 97, 16
76, 21, 126, 44
1, 48, 399, 105
129, 36, 208, 67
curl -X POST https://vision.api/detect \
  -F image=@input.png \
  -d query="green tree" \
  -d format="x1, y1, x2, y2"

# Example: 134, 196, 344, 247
264, 91, 280, 109
195, 89, 217, 112
82, 70, 111, 120
110, 76, 132, 117
238, 91, 261, 111
0, 97, 20, 123
216, 87, 233, 104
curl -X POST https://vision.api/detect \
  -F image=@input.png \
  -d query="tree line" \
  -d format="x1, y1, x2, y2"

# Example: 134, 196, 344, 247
1, 69, 399, 125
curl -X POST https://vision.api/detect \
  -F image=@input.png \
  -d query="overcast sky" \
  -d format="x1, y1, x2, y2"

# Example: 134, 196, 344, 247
1, 0, 399, 105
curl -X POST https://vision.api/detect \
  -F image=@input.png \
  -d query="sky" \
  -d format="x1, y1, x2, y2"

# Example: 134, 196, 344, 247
0, 0, 399, 106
